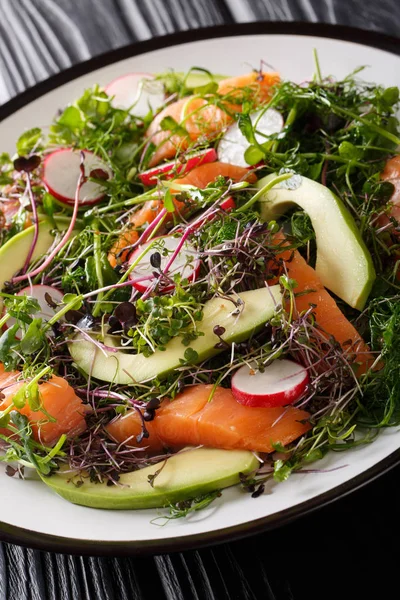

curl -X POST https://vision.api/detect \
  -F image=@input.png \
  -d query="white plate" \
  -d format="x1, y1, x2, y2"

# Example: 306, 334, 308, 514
0, 23, 399, 555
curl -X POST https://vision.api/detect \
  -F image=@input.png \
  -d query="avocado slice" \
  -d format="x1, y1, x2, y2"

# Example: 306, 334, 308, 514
69, 285, 281, 385
257, 173, 375, 310
0, 220, 55, 292
40, 447, 259, 510
0, 216, 81, 293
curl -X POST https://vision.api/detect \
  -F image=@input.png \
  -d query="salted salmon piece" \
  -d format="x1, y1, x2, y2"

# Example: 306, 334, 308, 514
0, 364, 86, 446
378, 155, 400, 228
172, 161, 256, 189
273, 238, 374, 374
108, 199, 162, 268
146, 71, 280, 166
108, 162, 255, 267
106, 384, 310, 453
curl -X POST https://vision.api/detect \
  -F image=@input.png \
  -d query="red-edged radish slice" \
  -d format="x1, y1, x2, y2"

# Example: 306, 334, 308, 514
105, 73, 165, 116
218, 196, 236, 213
128, 235, 200, 293
43, 149, 112, 207
5, 285, 64, 339
232, 359, 309, 408
139, 148, 218, 186
218, 108, 284, 167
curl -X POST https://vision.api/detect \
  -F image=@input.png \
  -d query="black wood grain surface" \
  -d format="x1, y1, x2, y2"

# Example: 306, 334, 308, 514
0, 1, 399, 598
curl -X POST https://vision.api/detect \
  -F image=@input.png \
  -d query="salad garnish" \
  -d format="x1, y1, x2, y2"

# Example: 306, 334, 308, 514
0, 58, 399, 517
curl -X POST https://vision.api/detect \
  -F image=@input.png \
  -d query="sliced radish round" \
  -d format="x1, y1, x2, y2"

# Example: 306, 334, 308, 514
5, 285, 64, 339
105, 73, 165, 116
218, 196, 236, 213
43, 149, 113, 207
231, 359, 309, 408
218, 108, 284, 167
139, 148, 218, 186
128, 235, 200, 293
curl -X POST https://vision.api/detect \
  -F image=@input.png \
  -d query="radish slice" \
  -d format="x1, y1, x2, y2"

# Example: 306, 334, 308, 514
218, 108, 284, 167
5, 285, 64, 339
231, 359, 309, 408
217, 196, 236, 213
139, 148, 217, 186
43, 149, 113, 207
128, 235, 200, 293
105, 73, 165, 116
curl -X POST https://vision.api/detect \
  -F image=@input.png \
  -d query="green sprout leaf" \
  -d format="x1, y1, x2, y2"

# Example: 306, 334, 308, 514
0, 324, 20, 370
20, 319, 45, 355
183, 347, 199, 364
273, 459, 292, 482
57, 106, 84, 131
16, 127, 42, 155
163, 188, 175, 213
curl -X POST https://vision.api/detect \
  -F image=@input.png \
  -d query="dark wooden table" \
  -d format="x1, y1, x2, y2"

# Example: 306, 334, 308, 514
0, 1, 399, 598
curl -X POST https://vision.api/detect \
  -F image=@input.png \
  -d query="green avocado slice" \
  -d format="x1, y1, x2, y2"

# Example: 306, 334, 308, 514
0, 220, 55, 292
0, 216, 81, 293
68, 285, 282, 385
40, 447, 259, 510
257, 173, 376, 310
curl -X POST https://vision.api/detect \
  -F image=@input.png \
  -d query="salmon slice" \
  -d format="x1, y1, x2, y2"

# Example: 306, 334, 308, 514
379, 155, 400, 228
273, 238, 373, 374
0, 364, 86, 445
146, 71, 280, 167
106, 384, 310, 453
172, 161, 256, 189
108, 162, 255, 267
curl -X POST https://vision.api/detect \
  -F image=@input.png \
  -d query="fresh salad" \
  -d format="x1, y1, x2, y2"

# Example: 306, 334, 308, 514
0, 60, 399, 517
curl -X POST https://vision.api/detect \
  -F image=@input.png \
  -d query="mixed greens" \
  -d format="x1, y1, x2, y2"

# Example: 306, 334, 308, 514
0, 59, 400, 517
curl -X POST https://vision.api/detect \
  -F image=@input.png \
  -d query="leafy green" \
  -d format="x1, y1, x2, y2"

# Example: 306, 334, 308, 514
152, 490, 222, 523
16, 127, 42, 155
360, 297, 400, 425
0, 324, 20, 370
0, 412, 65, 475
129, 287, 204, 356
159, 116, 189, 139
290, 211, 316, 244
20, 319, 45, 355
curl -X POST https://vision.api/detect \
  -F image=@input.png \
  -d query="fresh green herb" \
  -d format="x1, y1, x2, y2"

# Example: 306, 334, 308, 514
152, 490, 222, 524
128, 286, 204, 356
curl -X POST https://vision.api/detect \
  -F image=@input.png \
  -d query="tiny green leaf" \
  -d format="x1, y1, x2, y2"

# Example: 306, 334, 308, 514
382, 86, 399, 107
238, 114, 256, 144
0, 324, 19, 368
244, 145, 264, 165
193, 81, 218, 95
183, 347, 199, 363
0, 411, 10, 428
273, 459, 292, 482
20, 319, 44, 355
62, 293, 83, 311
159, 116, 189, 138
57, 106, 84, 131
163, 188, 175, 213
13, 386, 27, 409
16, 128, 42, 155
338, 141, 362, 161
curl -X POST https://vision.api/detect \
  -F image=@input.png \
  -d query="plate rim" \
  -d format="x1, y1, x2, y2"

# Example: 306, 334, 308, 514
0, 20, 400, 556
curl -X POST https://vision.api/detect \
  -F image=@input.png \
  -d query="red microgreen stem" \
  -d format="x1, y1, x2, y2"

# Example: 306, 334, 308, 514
135, 207, 167, 247
21, 174, 39, 274
12, 153, 85, 284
